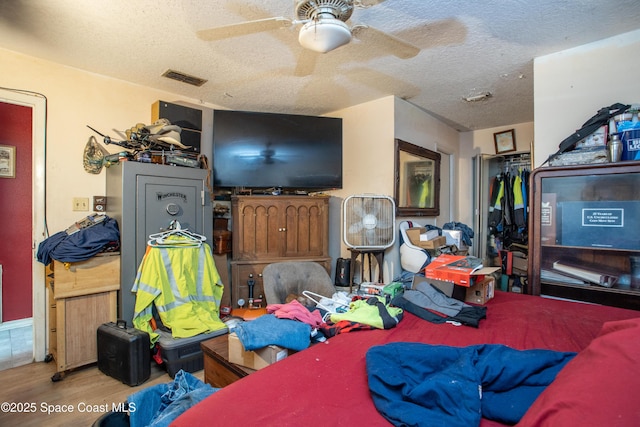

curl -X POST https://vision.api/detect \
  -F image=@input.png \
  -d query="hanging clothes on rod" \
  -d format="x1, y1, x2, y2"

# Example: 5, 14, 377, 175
147, 220, 206, 248
488, 154, 531, 250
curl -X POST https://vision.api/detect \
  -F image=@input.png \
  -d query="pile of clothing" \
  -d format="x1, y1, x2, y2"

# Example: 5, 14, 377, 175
391, 280, 486, 328
36, 215, 120, 265
127, 370, 217, 427
231, 292, 406, 353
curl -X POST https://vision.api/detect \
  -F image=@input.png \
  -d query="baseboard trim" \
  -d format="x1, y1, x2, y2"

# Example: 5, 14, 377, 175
0, 317, 33, 332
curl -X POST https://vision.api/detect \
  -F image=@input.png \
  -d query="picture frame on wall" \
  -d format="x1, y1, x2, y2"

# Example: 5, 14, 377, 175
494, 129, 517, 154
0, 145, 16, 178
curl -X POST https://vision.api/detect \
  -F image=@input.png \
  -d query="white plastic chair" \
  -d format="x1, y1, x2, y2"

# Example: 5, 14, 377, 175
398, 221, 431, 274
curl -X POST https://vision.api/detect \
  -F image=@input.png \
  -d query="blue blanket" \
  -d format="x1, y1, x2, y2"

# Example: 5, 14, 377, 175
366, 343, 575, 427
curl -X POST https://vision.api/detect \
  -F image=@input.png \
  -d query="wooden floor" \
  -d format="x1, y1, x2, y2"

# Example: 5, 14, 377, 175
0, 360, 203, 426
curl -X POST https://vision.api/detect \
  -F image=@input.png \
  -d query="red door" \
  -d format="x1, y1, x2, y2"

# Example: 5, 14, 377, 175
0, 101, 33, 322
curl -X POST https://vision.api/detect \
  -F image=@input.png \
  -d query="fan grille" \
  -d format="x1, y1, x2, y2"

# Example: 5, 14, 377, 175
295, 0, 354, 22
343, 195, 396, 249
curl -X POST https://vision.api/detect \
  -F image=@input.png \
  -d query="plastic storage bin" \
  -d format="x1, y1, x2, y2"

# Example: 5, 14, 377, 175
157, 328, 228, 378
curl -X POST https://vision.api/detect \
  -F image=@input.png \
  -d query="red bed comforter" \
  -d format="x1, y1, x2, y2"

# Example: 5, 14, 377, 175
171, 291, 639, 426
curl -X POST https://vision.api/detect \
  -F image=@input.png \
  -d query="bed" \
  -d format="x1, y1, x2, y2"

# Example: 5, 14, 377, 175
171, 291, 640, 426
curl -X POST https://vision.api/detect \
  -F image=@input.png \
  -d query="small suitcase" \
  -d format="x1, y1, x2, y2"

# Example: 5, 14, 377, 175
97, 320, 151, 386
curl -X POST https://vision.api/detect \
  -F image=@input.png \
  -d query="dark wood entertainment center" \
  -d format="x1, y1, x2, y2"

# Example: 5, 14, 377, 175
229, 195, 331, 308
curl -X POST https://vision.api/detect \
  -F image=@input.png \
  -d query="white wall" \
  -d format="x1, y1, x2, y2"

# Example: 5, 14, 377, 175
534, 29, 640, 168
329, 96, 396, 199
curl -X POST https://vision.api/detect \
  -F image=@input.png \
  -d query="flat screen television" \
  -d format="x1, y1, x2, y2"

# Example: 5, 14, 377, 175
212, 109, 342, 191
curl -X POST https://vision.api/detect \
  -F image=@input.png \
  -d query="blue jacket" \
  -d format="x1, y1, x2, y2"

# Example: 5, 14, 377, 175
367, 343, 575, 426
36, 217, 120, 265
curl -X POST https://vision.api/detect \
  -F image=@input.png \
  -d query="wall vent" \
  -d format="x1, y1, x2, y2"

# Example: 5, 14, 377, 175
162, 69, 208, 87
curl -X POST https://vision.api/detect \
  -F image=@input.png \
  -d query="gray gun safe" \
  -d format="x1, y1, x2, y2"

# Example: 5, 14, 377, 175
106, 162, 213, 326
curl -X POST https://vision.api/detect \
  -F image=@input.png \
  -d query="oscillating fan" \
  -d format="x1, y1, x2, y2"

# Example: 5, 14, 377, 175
343, 194, 396, 250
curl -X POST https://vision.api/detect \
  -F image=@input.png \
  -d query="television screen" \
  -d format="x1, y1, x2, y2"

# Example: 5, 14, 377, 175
212, 109, 342, 190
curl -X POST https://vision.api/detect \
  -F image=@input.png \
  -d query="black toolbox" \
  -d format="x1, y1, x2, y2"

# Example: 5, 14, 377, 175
157, 328, 227, 378
97, 320, 151, 386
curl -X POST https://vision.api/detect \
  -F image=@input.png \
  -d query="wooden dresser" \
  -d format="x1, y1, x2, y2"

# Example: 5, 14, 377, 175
229, 195, 331, 308
46, 253, 120, 381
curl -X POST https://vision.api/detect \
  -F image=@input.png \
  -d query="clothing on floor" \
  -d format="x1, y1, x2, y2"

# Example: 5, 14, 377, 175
128, 370, 217, 427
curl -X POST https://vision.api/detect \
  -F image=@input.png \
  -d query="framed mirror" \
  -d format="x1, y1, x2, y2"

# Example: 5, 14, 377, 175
394, 139, 441, 217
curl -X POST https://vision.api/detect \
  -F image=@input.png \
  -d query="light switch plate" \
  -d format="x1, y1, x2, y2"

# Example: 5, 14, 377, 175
72, 197, 89, 211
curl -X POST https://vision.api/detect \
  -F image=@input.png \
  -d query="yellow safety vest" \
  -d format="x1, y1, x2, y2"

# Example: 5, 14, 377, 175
132, 240, 226, 343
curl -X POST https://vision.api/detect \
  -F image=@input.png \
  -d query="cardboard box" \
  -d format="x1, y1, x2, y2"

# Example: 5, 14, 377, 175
464, 277, 495, 305
442, 230, 469, 252
512, 254, 528, 273
228, 332, 289, 370
420, 236, 447, 249
406, 227, 446, 249
424, 254, 500, 287
405, 227, 425, 244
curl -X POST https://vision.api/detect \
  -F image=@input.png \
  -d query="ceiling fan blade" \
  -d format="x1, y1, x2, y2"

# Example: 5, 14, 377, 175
351, 24, 420, 59
196, 17, 293, 41
354, 0, 387, 7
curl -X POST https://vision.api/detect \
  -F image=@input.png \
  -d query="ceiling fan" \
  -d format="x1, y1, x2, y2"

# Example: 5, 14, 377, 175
196, 0, 420, 59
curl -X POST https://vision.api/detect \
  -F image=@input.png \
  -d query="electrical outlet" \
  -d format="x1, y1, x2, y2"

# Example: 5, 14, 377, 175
72, 197, 90, 211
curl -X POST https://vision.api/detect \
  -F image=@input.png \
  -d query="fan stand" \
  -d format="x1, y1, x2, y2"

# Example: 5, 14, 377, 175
348, 248, 385, 292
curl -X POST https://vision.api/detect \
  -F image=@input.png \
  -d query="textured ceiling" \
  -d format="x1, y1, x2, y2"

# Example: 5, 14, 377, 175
1, 0, 640, 131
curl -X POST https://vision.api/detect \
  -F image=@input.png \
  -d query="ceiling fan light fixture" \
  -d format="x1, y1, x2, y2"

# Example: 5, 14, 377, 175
298, 18, 352, 53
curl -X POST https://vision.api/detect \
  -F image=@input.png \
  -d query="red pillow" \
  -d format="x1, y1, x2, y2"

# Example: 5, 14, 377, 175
518, 317, 640, 426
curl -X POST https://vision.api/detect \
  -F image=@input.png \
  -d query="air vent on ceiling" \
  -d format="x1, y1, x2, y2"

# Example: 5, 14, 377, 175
162, 69, 208, 87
